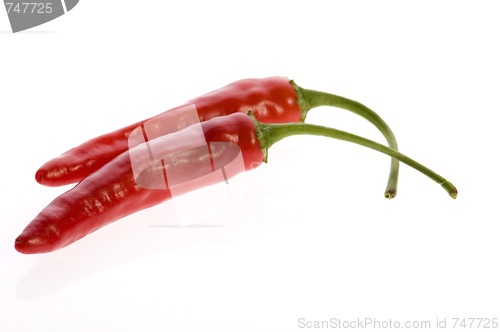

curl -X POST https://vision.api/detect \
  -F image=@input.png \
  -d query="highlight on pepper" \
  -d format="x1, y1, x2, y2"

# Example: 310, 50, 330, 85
127, 104, 245, 195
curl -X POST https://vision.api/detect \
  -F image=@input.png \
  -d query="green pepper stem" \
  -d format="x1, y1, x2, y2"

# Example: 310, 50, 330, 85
293, 82, 399, 199
255, 119, 457, 199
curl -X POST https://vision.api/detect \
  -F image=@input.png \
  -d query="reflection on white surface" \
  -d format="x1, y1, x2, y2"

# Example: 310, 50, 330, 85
15, 172, 254, 300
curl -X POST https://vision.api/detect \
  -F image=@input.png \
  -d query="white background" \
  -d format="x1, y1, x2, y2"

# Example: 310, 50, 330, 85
1, 1, 499, 331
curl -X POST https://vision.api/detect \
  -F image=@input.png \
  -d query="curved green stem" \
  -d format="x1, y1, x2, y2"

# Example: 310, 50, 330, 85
255, 119, 457, 199
293, 82, 399, 199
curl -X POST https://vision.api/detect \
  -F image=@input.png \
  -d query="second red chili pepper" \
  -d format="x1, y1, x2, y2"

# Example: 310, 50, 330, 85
16, 112, 457, 254
35, 77, 401, 198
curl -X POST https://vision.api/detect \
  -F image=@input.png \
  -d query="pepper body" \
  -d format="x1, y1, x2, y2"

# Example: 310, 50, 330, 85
17, 113, 263, 254
36, 77, 300, 187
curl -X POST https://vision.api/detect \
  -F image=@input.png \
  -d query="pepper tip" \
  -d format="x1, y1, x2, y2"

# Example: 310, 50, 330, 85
14, 235, 29, 254
35, 170, 44, 185
14, 233, 52, 254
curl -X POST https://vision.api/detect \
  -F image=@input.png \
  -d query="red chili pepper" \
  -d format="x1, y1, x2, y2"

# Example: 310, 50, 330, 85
16, 112, 457, 254
35, 77, 401, 198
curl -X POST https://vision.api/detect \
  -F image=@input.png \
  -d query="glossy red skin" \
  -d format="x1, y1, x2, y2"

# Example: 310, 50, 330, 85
16, 113, 264, 254
36, 77, 300, 186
